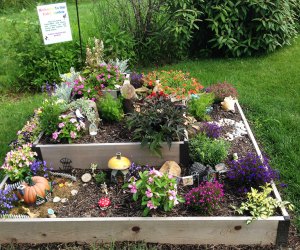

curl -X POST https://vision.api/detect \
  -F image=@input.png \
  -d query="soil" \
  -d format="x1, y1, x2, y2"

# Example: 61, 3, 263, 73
5, 103, 300, 249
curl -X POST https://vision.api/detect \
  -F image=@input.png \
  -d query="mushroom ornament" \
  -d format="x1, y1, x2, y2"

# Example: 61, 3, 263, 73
98, 197, 111, 210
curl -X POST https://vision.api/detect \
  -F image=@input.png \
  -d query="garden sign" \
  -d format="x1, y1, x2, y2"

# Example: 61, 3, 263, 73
37, 2, 72, 45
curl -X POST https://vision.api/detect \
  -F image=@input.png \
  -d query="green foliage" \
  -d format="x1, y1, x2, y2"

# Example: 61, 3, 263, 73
126, 93, 186, 157
3, 17, 80, 92
187, 93, 214, 121
124, 170, 184, 216
189, 133, 229, 166
97, 94, 123, 122
193, 0, 298, 57
39, 99, 66, 136
233, 184, 294, 224
94, 171, 107, 185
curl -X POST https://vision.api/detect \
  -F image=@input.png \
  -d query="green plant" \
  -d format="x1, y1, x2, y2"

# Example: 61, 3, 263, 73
233, 184, 294, 224
1, 143, 37, 182
94, 171, 107, 185
187, 93, 214, 121
97, 94, 123, 122
193, 0, 298, 57
124, 169, 184, 216
206, 82, 238, 103
39, 98, 66, 136
126, 92, 186, 156
189, 133, 229, 166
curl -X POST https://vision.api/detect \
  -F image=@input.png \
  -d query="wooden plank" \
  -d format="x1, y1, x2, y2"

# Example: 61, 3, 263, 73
37, 142, 183, 169
0, 217, 280, 245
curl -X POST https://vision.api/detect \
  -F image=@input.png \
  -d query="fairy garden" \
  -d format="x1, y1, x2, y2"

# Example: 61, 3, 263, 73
0, 39, 293, 224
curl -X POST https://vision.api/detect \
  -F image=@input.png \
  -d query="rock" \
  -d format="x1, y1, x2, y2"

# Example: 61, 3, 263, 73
61, 198, 68, 203
221, 96, 236, 112
53, 196, 61, 203
81, 173, 92, 183
159, 161, 181, 177
215, 163, 226, 172
71, 189, 78, 196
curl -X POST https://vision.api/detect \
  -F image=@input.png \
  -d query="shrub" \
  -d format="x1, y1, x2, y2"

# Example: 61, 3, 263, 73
97, 94, 123, 122
39, 98, 66, 136
187, 93, 214, 121
124, 169, 184, 216
189, 133, 229, 166
227, 153, 279, 192
1, 144, 37, 182
185, 181, 224, 215
126, 92, 186, 156
206, 82, 238, 103
143, 70, 204, 100
94, 171, 107, 185
0, 189, 18, 215
193, 0, 298, 57
233, 184, 294, 224
199, 122, 222, 139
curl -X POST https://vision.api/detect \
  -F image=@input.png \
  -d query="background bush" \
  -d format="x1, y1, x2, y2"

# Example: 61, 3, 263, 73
192, 0, 298, 57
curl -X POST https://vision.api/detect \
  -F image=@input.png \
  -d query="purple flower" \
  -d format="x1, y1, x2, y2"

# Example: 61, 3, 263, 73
52, 131, 59, 140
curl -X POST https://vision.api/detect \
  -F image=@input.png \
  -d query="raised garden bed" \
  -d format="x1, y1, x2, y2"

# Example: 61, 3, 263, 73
0, 101, 290, 246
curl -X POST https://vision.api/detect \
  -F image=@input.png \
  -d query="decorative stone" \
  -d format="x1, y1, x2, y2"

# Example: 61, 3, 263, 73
47, 208, 56, 218
61, 198, 68, 203
71, 189, 78, 196
221, 96, 236, 112
159, 161, 181, 177
53, 196, 61, 203
81, 173, 92, 183
233, 153, 239, 160
215, 163, 226, 172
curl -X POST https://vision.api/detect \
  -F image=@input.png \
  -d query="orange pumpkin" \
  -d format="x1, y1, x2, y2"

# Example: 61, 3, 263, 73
17, 176, 51, 204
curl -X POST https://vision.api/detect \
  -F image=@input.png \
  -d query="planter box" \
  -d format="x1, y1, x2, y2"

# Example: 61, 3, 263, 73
0, 101, 290, 246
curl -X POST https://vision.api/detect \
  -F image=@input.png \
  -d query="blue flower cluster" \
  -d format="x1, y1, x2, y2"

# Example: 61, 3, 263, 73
200, 122, 222, 139
30, 160, 53, 178
227, 153, 279, 192
0, 189, 18, 215
126, 162, 153, 180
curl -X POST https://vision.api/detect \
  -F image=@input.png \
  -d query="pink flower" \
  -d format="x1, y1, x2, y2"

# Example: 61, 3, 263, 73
145, 188, 153, 198
107, 74, 111, 79
76, 125, 81, 131
70, 131, 77, 139
168, 174, 173, 179
58, 122, 65, 128
128, 183, 137, 194
168, 190, 177, 200
70, 118, 77, 123
87, 89, 91, 93
52, 131, 59, 140
78, 91, 82, 95
148, 177, 153, 183
147, 201, 157, 210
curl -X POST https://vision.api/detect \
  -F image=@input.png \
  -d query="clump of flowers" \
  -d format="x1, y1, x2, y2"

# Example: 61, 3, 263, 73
126, 162, 153, 180
227, 153, 279, 192
130, 72, 144, 89
0, 189, 18, 215
1, 144, 37, 182
185, 181, 224, 215
143, 70, 204, 100
30, 160, 53, 178
41, 81, 57, 96
206, 82, 238, 103
200, 122, 222, 139
124, 169, 184, 216
52, 114, 85, 143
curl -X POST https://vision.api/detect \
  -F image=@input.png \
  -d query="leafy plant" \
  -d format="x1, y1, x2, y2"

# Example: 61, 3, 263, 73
94, 171, 107, 185
1, 143, 37, 182
39, 98, 66, 136
185, 181, 224, 215
233, 184, 294, 224
187, 93, 214, 121
126, 92, 186, 156
97, 94, 123, 122
199, 122, 222, 139
52, 114, 85, 143
227, 153, 279, 192
193, 0, 298, 57
124, 169, 184, 216
189, 133, 229, 166
206, 82, 238, 103
143, 70, 204, 100
0, 189, 18, 215
108, 58, 130, 74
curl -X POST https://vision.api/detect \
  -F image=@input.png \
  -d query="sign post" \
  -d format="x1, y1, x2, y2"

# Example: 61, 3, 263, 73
37, 2, 72, 45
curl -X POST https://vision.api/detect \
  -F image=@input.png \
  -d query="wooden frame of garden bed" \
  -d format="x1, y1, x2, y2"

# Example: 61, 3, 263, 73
0, 101, 290, 246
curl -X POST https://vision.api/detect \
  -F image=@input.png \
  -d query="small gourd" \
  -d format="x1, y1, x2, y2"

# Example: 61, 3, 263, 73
17, 176, 52, 205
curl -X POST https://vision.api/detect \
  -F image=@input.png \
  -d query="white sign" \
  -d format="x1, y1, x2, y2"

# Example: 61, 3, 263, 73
37, 3, 72, 45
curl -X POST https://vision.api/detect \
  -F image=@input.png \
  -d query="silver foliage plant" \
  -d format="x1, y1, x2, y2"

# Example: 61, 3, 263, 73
108, 58, 129, 74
